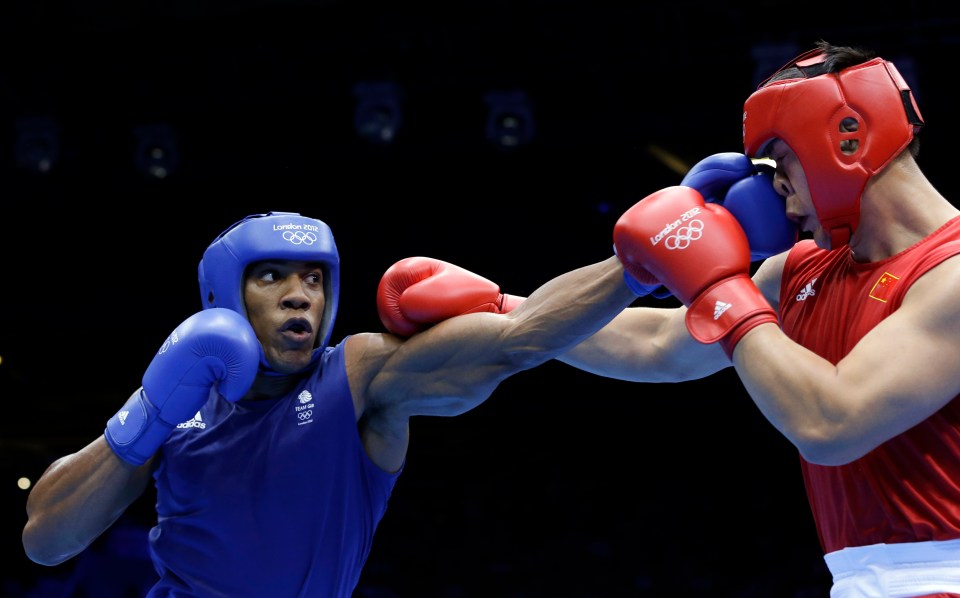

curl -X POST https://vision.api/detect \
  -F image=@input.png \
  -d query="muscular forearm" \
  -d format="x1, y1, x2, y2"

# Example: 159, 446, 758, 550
508, 256, 639, 353
367, 257, 639, 416
23, 436, 151, 566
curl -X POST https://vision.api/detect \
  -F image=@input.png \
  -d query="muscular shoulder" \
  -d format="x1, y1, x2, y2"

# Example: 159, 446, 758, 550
342, 332, 411, 471
342, 332, 403, 414
905, 253, 960, 313
751, 251, 789, 313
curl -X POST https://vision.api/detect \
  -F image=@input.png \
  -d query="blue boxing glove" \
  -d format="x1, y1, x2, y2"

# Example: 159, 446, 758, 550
681, 152, 797, 261
105, 308, 260, 466
613, 244, 674, 299
680, 151, 755, 203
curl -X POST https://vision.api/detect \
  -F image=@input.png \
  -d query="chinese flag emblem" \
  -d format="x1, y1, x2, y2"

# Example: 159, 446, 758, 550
869, 272, 900, 303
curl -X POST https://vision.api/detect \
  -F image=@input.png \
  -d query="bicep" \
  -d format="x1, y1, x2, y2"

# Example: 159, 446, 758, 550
836, 260, 960, 444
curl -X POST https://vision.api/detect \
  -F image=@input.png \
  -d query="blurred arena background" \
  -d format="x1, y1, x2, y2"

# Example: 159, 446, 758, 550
2, 2, 959, 595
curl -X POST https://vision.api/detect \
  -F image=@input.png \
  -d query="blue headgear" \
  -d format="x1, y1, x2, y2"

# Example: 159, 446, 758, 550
198, 212, 340, 371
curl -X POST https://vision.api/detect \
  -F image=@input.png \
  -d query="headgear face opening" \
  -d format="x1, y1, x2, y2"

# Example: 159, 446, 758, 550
198, 212, 341, 368
742, 49, 923, 248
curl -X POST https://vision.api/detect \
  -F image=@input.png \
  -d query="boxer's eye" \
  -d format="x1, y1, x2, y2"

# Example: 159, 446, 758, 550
253, 268, 280, 282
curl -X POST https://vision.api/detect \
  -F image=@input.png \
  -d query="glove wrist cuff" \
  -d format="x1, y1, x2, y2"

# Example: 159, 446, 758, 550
685, 276, 778, 355
105, 389, 169, 466
499, 294, 525, 313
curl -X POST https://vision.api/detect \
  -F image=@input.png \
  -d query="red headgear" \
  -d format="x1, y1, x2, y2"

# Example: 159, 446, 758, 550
742, 49, 924, 247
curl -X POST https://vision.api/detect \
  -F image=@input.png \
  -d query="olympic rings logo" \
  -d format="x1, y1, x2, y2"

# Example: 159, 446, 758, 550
157, 330, 179, 355
663, 219, 704, 250
283, 231, 318, 245
297, 410, 313, 421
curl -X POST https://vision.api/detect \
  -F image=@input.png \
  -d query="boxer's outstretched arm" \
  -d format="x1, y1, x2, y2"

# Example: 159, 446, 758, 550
372, 253, 735, 389
366, 256, 638, 417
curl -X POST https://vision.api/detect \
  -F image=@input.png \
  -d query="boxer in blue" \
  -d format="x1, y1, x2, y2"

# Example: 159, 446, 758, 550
22, 211, 640, 597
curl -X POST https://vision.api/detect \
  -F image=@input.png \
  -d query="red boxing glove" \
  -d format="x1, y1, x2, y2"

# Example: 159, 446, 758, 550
377, 256, 523, 337
613, 186, 778, 355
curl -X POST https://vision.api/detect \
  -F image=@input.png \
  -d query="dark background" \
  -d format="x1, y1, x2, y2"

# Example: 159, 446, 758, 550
2, 2, 959, 596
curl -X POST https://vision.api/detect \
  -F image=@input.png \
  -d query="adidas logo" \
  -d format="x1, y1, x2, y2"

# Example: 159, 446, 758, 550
118, 410, 129, 425
713, 301, 732, 320
176, 412, 206, 430
796, 277, 818, 301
